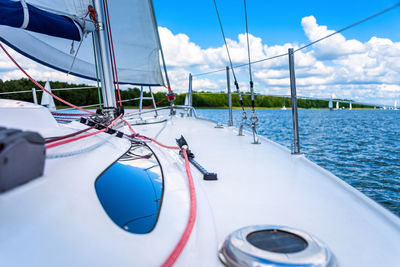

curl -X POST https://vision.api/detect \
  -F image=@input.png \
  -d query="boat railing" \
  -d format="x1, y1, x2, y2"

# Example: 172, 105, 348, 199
186, 47, 302, 153
184, 3, 400, 152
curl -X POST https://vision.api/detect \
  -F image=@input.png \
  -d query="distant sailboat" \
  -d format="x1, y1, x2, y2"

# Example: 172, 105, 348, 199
349, 102, 353, 110
281, 106, 287, 110
40, 81, 56, 112
328, 98, 333, 110
336, 101, 339, 110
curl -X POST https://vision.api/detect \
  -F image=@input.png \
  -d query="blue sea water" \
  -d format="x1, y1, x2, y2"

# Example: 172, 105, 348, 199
195, 109, 400, 217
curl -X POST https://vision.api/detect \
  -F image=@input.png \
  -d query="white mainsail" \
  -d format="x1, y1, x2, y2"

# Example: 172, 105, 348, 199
0, 0, 165, 86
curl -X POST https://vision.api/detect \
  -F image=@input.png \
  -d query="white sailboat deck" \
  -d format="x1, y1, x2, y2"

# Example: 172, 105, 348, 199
1, 103, 400, 266
138, 113, 400, 267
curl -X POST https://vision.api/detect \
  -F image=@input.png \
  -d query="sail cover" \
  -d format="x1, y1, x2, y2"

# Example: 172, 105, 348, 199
0, 0, 165, 86
0, 0, 82, 41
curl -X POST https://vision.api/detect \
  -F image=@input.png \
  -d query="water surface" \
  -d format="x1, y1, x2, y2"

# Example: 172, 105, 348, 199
196, 109, 400, 217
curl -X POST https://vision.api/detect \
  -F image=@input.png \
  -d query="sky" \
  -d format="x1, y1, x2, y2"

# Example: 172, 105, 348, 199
1, 0, 400, 105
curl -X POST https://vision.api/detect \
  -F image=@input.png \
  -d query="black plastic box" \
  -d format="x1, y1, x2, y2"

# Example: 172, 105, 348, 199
0, 127, 45, 193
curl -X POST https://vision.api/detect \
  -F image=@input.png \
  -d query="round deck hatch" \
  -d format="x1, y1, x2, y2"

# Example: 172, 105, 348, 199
247, 229, 308, 253
219, 225, 336, 267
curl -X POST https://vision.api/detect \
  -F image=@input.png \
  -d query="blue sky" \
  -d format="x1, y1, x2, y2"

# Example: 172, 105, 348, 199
0, 0, 399, 105
154, 0, 400, 48
150, 0, 400, 105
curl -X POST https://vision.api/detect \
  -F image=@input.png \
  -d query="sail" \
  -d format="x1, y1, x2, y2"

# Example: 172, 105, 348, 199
0, 0, 165, 86
40, 80, 56, 111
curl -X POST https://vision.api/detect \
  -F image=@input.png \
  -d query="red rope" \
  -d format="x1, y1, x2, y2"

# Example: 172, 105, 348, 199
102, 0, 122, 106
138, 135, 179, 150
52, 112, 89, 117
121, 119, 197, 266
46, 114, 122, 149
122, 119, 137, 135
46, 126, 95, 144
85, 5, 98, 26
143, 96, 168, 110
0, 43, 95, 114
161, 147, 197, 267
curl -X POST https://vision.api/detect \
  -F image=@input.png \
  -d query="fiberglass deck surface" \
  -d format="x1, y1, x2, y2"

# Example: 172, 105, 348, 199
134, 115, 400, 267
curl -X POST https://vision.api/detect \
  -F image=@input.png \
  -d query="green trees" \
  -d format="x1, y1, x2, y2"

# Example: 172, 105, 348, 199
0, 79, 372, 109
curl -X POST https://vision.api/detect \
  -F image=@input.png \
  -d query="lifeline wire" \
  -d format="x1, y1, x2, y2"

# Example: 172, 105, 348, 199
212, 0, 247, 117
295, 2, 400, 52
194, 2, 400, 77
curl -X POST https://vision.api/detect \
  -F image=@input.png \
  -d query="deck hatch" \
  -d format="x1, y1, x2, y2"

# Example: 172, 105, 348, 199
219, 225, 336, 267
247, 229, 308, 253
95, 144, 164, 234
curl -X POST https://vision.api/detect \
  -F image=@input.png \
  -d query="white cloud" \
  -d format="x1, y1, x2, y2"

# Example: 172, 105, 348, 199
301, 16, 365, 60
0, 43, 81, 83
156, 17, 400, 105
1, 16, 399, 106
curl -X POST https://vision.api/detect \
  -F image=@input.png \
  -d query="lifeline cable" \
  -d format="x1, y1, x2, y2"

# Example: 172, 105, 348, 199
143, 96, 168, 110
213, 0, 247, 119
0, 43, 95, 114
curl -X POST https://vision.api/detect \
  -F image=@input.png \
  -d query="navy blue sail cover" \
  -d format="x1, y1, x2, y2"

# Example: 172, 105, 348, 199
0, 0, 81, 41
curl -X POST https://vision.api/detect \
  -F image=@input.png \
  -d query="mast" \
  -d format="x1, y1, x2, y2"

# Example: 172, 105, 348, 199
93, 0, 117, 108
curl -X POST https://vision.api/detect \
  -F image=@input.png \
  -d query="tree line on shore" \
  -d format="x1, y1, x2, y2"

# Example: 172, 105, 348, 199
0, 79, 371, 109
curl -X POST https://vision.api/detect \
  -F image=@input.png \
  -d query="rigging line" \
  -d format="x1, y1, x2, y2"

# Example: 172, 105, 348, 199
67, 38, 84, 75
193, 2, 400, 77
46, 126, 95, 144
47, 133, 115, 159
193, 67, 226, 77
102, 0, 122, 106
0, 42, 95, 114
243, 0, 256, 115
148, 0, 175, 101
192, 52, 288, 76
212, 0, 247, 116
295, 2, 400, 52
212, 0, 237, 81
46, 113, 123, 149
244, 0, 253, 83
161, 147, 196, 267
92, 32, 103, 109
